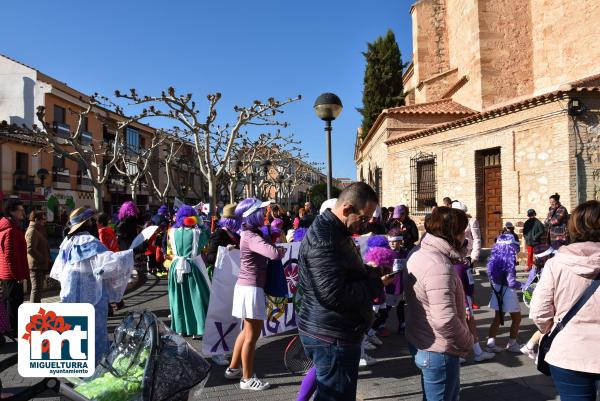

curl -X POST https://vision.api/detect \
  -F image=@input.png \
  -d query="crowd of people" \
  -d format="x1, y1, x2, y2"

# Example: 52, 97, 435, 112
0, 182, 598, 400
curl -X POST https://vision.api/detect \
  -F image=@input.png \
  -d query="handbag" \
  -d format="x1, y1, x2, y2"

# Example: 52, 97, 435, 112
537, 274, 600, 376
264, 258, 289, 298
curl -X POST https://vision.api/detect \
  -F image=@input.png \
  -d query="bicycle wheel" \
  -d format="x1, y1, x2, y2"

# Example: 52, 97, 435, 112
284, 335, 313, 375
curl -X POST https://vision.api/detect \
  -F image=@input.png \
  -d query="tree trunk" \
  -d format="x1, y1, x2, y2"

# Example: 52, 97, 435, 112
93, 184, 103, 212
130, 184, 138, 204
228, 180, 236, 203
208, 176, 218, 216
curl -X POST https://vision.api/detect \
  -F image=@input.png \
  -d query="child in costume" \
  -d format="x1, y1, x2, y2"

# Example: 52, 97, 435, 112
387, 228, 408, 334
453, 257, 495, 362
166, 205, 211, 339
97, 212, 119, 252
50, 208, 134, 363
361, 244, 397, 367
485, 233, 526, 353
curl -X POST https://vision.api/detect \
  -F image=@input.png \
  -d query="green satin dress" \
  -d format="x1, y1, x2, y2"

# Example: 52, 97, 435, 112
167, 226, 211, 336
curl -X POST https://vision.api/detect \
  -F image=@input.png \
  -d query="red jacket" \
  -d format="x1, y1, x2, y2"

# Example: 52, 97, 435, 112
98, 226, 119, 252
0, 217, 29, 281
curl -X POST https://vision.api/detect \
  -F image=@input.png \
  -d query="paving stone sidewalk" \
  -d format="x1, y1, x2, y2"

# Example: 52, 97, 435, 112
0, 273, 562, 400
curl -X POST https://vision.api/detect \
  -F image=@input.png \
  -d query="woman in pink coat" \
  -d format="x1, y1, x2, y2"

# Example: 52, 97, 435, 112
530, 200, 600, 400
405, 207, 474, 401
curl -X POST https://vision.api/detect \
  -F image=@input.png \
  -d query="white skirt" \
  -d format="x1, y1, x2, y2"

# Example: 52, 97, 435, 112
489, 284, 521, 313
232, 284, 267, 321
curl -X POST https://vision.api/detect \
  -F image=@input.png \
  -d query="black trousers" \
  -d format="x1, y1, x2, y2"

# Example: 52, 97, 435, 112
1, 279, 24, 334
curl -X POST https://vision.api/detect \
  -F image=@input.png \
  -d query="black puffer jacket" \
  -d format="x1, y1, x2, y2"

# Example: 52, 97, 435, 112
297, 210, 383, 343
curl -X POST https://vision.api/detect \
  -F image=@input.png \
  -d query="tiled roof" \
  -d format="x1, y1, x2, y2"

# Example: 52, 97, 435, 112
0, 121, 45, 146
386, 98, 477, 115
385, 86, 600, 146
359, 99, 477, 152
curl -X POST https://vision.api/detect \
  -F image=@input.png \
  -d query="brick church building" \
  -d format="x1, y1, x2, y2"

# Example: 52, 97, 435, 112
355, 0, 600, 246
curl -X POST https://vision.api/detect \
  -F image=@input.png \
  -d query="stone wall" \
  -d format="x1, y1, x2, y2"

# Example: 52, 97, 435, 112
478, 0, 534, 109
571, 95, 600, 204
444, 0, 484, 111
356, 122, 389, 203
411, 0, 450, 104
531, 0, 600, 94
385, 100, 573, 227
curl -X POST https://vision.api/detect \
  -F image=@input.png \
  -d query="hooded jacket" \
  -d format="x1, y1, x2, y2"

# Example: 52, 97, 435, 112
405, 234, 473, 357
0, 217, 29, 281
530, 241, 600, 374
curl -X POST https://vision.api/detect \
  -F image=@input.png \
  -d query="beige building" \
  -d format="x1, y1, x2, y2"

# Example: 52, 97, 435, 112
355, 0, 600, 246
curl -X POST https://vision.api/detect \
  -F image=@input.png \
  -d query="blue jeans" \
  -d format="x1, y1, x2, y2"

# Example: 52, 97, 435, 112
550, 365, 600, 401
299, 334, 362, 401
409, 344, 460, 401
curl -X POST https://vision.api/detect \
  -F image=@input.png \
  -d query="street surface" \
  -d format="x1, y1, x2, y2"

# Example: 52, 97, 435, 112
0, 272, 560, 401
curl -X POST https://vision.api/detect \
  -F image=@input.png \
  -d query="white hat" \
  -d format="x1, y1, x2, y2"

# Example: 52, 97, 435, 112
319, 198, 337, 214
372, 205, 382, 219
242, 199, 274, 218
451, 200, 468, 213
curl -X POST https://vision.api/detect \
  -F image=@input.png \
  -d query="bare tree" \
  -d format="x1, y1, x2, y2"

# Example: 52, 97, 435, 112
114, 87, 300, 212
113, 127, 166, 201
34, 96, 141, 211
145, 134, 184, 204
225, 130, 302, 201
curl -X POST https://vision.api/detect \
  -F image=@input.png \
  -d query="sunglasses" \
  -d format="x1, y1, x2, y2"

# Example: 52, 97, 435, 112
349, 206, 370, 224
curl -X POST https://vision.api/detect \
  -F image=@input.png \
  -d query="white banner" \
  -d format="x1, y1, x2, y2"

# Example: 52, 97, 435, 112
201, 235, 371, 356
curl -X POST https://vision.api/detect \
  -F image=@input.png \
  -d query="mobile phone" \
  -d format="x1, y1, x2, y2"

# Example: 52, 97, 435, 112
386, 270, 402, 277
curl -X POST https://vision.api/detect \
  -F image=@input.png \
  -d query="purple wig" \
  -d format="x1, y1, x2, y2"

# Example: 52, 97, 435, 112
293, 227, 308, 242
367, 235, 391, 250
487, 234, 519, 284
271, 218, 284, 230
219, 216, 241, 233
157, 204, 169, 217
173, 205, 198, 228
237, 197, 266, 230
118, 201, 138, 221
365, 247, 398, 267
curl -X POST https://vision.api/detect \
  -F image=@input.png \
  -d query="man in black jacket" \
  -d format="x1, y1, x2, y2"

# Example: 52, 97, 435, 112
298, 182, 383, 401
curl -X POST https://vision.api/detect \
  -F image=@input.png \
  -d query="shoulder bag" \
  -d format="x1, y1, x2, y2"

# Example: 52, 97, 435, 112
537, 274, 600, 375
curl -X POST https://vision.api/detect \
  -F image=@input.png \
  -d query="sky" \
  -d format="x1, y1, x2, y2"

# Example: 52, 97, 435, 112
1, 0, 413, 179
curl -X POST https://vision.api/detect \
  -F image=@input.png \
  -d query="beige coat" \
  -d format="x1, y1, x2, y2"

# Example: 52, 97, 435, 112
465, 217, 482, 262
405, 234, 473, 357
529, 241, 600, 374
25, 221, 50, 270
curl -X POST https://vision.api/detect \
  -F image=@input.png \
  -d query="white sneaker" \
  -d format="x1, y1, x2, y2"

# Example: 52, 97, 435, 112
506, 342, 523, 353
459, 357, 467, 364
212, 354, 230, 366
363, 340, 377, 351
367, 334, 383, 346
474, 351, 495, 362
240, 375, 270, 391
520, 344, 536, 360
224, 367, 242, 380
485, 344, 503, 353
359, 353, 378, 367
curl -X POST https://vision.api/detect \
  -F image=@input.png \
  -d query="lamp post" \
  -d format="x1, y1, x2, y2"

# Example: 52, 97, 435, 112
314, 93, 343, 199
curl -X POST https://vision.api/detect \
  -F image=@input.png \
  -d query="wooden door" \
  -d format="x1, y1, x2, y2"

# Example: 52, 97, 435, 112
483, 165, 502, 246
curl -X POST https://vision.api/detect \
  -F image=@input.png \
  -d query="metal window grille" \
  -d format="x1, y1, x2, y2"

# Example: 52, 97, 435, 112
410, 152, 437, 215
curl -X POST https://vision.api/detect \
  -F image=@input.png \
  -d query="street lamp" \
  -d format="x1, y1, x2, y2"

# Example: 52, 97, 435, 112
314, 93, 343, 199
